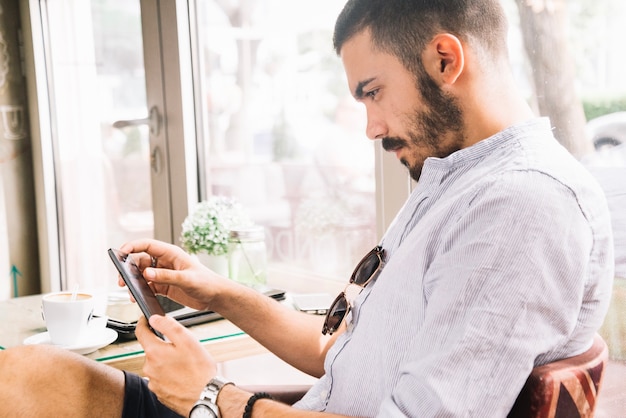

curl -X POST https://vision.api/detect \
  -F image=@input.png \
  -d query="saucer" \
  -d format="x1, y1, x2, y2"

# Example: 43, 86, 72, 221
24, 327, 118, 355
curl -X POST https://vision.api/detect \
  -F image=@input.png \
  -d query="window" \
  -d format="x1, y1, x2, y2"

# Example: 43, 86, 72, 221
191, 0, 383, 281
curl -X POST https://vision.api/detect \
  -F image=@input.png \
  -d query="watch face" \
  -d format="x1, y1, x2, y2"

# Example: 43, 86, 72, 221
190, 403, 218, 418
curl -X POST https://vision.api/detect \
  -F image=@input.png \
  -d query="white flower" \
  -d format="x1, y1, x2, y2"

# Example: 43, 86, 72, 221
180, 196, 251, 255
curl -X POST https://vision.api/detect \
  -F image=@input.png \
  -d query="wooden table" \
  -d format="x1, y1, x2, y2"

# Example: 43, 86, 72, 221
0, 294, 269, 376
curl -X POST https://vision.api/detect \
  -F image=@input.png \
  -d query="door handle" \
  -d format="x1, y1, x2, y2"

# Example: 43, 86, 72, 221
112, 106, 162, 136
113, 106, 163, 174
150, 146, 162, 174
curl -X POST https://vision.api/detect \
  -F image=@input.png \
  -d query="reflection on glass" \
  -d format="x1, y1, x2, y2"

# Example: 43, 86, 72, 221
46, 0, 153, 291
194, 0, 376, 280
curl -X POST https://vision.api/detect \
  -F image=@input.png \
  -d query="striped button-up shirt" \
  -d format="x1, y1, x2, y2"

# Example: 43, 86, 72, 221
294, 118, 614, 417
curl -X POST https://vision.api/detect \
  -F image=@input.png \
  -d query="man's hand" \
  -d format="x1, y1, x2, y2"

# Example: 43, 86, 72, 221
136, 314, 217, 416
118, 238, 234, 311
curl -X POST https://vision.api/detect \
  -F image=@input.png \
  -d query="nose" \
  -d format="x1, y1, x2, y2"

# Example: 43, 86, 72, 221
365, 107, 387, 140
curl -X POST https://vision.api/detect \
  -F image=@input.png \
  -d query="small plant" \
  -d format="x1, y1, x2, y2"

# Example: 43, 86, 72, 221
180, 197, 251, 256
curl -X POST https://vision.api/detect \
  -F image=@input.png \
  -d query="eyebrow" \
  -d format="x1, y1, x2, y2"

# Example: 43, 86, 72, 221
354, 77, 376, 100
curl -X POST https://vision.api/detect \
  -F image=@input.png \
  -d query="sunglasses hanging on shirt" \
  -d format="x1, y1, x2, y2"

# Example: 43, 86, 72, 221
322, 245, 386, 335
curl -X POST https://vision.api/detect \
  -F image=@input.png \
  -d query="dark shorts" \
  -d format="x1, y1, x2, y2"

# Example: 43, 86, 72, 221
122, 371, 184, 418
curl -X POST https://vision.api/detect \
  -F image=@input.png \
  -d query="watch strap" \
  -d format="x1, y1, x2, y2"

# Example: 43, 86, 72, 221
203, 376, 232, 405
190, 376, 233, 418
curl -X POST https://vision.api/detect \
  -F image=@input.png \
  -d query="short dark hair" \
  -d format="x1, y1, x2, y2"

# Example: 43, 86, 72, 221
333, 0, 508, 75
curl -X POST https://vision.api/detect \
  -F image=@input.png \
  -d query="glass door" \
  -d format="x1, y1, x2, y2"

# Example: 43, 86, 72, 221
47, 0, 155, 294
28, 0, 195, 295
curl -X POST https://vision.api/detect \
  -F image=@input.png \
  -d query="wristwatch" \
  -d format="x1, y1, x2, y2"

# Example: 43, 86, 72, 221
189, 376, 232, 418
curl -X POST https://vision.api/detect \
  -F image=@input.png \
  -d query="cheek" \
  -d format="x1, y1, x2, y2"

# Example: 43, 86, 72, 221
385, 102, 414, 135
394, 90, 426, 125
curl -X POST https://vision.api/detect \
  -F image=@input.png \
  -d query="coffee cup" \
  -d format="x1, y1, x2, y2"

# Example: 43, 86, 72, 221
42, 292, 94, 346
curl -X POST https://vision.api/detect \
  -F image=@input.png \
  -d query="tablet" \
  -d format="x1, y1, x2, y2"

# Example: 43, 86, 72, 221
291, 293, 334, 315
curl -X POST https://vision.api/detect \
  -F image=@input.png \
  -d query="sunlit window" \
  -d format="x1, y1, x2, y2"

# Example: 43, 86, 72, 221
193, 0, 376, 280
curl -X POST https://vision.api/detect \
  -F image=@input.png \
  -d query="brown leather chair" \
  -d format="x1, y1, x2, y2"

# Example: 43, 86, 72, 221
508, 334, 608, 418
244, 334, 609, 416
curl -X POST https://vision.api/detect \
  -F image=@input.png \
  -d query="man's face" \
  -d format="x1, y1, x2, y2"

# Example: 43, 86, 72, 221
340, 30, 466, 181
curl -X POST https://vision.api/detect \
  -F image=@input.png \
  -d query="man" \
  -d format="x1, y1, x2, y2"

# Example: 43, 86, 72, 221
0, 0, 614, 416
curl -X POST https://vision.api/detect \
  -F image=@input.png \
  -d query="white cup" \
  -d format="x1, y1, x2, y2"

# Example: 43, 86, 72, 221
42, 292, 94, 346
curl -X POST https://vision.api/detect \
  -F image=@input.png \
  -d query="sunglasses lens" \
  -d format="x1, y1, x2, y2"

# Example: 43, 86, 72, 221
322, 246, 385, 335
352, 249, 381, 285
322, 294, 348, 335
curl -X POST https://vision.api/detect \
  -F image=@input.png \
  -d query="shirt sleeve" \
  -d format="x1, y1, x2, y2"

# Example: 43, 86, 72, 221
378, 170, 599, 417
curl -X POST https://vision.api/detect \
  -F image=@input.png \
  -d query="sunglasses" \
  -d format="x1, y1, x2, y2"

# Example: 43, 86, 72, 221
322, 245, 386, 335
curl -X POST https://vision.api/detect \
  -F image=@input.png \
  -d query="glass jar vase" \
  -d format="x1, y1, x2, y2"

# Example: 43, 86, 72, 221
228, 226, 267, 287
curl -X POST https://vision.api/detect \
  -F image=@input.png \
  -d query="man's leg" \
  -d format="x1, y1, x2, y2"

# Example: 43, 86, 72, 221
0, 344, 125, 417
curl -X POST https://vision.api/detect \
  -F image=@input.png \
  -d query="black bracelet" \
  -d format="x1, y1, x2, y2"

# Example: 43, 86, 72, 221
242, 392, 273, 418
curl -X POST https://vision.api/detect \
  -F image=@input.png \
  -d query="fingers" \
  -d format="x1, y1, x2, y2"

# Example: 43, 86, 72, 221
135, 315, 195, 348
135, 315, 196, 352
119, 238, 160, 257
119, 239, 196, 276
120, 239, 185, 264
135, 314, 217, 415
149, 315, 196, 345
135, 315, 160, 344
115, 239, 213, 311
141, 265, 181, 287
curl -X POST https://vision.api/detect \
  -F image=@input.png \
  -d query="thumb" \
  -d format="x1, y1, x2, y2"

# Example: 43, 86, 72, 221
143, 266, 182, 285
148, 314, 195, 345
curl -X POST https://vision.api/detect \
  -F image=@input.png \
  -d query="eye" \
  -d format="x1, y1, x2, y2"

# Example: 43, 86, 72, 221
364, 89, 379, 100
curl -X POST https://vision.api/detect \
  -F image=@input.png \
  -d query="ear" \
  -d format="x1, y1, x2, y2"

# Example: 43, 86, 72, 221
422, 33, 464, 85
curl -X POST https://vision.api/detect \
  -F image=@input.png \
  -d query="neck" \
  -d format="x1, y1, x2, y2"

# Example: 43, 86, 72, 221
459, 62, 535, 147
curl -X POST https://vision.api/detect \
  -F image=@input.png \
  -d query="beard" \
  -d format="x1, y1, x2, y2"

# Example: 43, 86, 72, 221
382, 68, 465, 181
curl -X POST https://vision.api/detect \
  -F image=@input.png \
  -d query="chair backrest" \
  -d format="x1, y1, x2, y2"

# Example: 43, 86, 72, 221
508, 334, 608, 418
